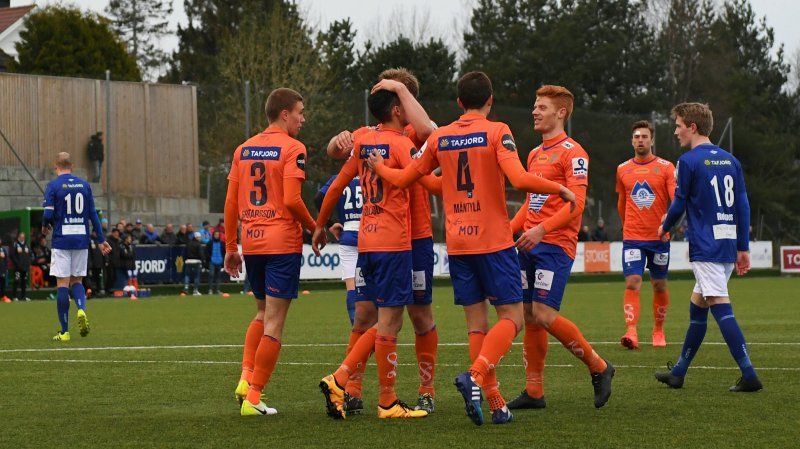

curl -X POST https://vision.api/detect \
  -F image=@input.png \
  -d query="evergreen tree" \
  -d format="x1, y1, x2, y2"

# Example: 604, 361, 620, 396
105, 0, 173, 80
10, 5, 140, 81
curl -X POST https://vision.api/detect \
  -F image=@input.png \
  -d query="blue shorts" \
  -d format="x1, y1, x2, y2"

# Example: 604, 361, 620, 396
622, 240, 670, 280
411, 237, 434, 305
355, 251, 413, 308
518, 243, 574, 311
449, 246, 522, 307
244, 254, 302, 300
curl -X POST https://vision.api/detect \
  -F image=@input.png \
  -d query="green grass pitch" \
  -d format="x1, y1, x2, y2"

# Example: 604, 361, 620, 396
1, 276, 799, 448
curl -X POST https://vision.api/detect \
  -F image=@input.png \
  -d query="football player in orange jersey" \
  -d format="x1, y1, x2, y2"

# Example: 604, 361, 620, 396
224, 88, 316, 416
616, 120, 676, 349
325, 68, 440, 415
369, 72, 575, 426
507, 85, 615, 411
315, 87, 440, 420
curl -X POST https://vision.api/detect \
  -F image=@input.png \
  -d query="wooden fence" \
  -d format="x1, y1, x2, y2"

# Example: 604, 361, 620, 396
0, 72, 199, 197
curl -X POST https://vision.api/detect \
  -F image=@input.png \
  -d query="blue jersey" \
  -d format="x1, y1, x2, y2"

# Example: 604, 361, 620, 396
319, 175, 362, 247
43, 173, 105, 250
662, 143, 749, 263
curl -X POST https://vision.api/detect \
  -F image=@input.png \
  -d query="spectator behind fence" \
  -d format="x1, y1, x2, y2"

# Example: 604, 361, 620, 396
105, 228, 122, 292
120, 234, 138, 289
215, 218, 225, 242
592, 219, 609, 242
32, 236, 52, 288
87, 131, 104, 183
159, 223, 177, 245
183, 232, 204, 296
11, 232, 31, 301
578, 225, 590, 242
200, 221, 212, 244
86, 230, 105, 297
206, 230, 225, 295
140, 223, 159, 244
0, 243, 8, 302
176, 224, 189, 245
131, 219, 144, 242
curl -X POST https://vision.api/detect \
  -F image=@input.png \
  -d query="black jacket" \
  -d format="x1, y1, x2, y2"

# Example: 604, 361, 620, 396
106, 236, 122, 268
0, 246, 8, 275
11, 240, 31, 271
185, 239, 205, 262
89, 239, 105, 269
158, 231, 177, 246
120, 242, 136, 270
87, 135, 104, 162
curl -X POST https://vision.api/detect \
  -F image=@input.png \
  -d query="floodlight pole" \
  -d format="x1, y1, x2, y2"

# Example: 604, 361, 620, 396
364, 89, 369, 126
244, 80, 251, 139
105, 70, 112, 224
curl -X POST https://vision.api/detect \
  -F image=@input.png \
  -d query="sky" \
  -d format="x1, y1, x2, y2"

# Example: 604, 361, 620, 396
10, 0, 800, 64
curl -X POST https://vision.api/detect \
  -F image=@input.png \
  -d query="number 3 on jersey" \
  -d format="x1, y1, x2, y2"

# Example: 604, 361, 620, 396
250, 162, 267, 206
457, 151, 475, 198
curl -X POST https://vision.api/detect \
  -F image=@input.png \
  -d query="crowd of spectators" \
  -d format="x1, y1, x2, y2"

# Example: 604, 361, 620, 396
3, 217, 227, 299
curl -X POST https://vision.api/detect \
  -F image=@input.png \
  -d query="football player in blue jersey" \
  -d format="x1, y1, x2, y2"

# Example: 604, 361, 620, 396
42, 153, 111, 341
656, 103, 762, 392
316, 174, 362, 324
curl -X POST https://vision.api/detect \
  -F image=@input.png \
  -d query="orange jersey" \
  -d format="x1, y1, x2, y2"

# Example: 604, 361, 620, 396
522, 132, 589, 259
227, 126, 307, 255
413, 113, 520, 255
616, 155, 676, 241
339, 126, 415, 252
405, 125, 433, 240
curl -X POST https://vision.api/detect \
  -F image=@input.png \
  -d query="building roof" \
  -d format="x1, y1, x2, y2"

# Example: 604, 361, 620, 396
0, 5, 34, 36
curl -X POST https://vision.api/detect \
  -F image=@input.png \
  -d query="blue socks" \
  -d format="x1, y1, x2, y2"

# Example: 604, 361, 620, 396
56, 287, 70, 333
345, 290, 357, 326
70, 283, 86, 310
672, 302, 708, 377
711, 303, 758, 381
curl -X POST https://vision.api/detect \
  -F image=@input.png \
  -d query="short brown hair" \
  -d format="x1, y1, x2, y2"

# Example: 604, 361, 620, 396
631, 120, 654, 136
379, 68, 420, 98
265, 88, 303, 123
671, 102, 713, 136
536, 85, 574, 121
457, 71, 492, 110
55, 152, 72, 170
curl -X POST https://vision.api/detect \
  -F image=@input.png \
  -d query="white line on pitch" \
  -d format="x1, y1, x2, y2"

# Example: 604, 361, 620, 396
1, 340, 798, 354
0, 358, 798, 371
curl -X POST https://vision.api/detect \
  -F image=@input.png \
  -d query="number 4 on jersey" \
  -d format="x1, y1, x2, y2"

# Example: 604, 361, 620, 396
457, 151, 475, 198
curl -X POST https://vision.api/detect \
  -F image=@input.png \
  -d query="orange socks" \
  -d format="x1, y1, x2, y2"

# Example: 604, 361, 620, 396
523, 323, 548, 398
468, 329, 503, 409
415, 326, 438, 396
548, 315, 607, 374
343, 328, 369, 398
469, 318, 517, 387
334, 327, 376, 388
653, 290, 669, 331
245, 335, 281, 404
240, 319, 264, 383
623, 289, 640, 329
375, 334, 399, 408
